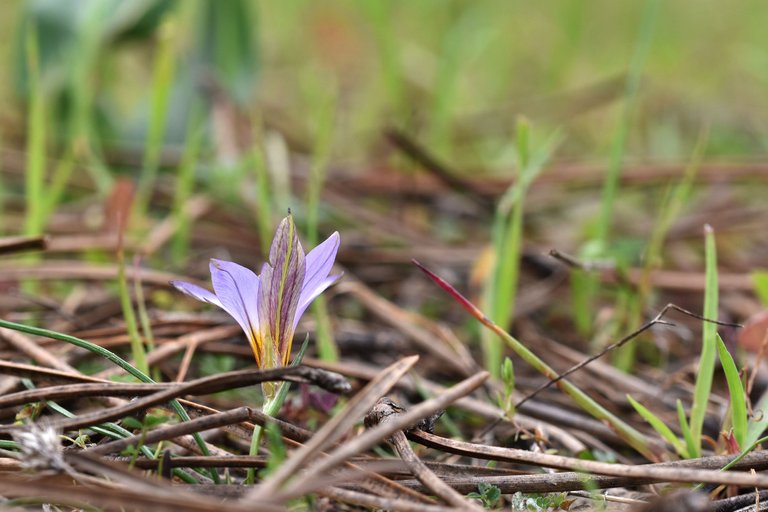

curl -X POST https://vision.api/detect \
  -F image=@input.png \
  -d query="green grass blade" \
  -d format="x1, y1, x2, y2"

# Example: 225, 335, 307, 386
746, 389, 768, 448
117, 249, 148, 376
752, 270, 768, 306
716, 334, 747, 448
594, 0, 661, 246
627, 394, 688, 457
574, 0, 661, 335
136, 17, 177, 219
676, 399, 697, 461
23, 23, 45, 238
482, 123, 561, 377
689, 225, 719, 456
171, 101, 205, 267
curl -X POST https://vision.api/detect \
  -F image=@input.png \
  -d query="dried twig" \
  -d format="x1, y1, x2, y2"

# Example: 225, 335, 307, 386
270, 370, 490, 502
365, 397, 483, 510
0, 366, 349, 433
247, 355, 419, 500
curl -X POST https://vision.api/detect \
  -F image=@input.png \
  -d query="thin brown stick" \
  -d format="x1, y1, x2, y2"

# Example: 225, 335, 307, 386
0, 366, 349, 433
0, 235, 48, 255
365, 397, 483, 511
177, 399, 438, 505
247, 355, 420, 500
409, 429, 768, 488
338, 279, 477, 376
272, 371, 490, 502
318, 486, 460, 512
0, 327, 77, 373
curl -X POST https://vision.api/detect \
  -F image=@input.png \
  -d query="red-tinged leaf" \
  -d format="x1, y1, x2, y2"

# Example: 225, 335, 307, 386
412, 259, 491, 325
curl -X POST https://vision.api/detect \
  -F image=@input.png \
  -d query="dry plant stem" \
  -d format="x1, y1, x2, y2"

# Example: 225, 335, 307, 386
0, 473, 279, 512
248, 355, 419, 500
413, 260, 656, 459
409, 430, 768, 488
0, 365, 349, 433
319, 486, 460, 512
0, 359, 110, 384
339, 279, 477, 376
305, 356, 595, 450
0, 235, 48, 254
368, 399, 483, 511
266, 371, 490, 503
0, 327, 77, 373
0, 260, 198, 286
385, 127, 489, 210
179, 400, 436, 505
0, 366, 347, 410
89, 406, 276, 454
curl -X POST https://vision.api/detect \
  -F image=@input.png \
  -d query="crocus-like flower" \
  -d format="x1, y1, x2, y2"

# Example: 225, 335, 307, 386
171, 215, 340, 370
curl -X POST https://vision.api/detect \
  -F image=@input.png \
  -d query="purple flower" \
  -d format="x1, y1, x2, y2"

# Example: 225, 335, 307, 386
171, 215, 340, 369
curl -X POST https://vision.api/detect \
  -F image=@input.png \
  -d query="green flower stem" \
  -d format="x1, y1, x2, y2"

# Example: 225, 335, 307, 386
246, 336, 310, 484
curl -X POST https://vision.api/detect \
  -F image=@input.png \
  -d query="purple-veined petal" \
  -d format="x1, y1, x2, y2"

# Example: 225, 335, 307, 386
170, 281, 223, 309
210, 259, 261, 361
302, 232, 340, 300
258, 215, 306, 366
294, 274, 342, 329
293, 232, 341, 328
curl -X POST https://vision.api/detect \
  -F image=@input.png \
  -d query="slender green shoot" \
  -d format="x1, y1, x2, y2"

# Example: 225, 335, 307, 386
360, 0, 405, 117
306, 86, 338, 361
117, 247, 148, 376
248, 147, 275, 255
752, 270, 768, 306
627, 394, 688, 457
499, 357, 516, 418
676, 399, 697, 460
136, 17, 177, 219
482, 121, 561, 377
68, 0, 112, 193
573, 0, 661, 334
689, 225, 719, 457
23, 24, 45, 238
716, 334, 747, 448
746, 389, 768, 449
616, 131, 706, 368
594, 0, 661, 247
41, 152, 76, 225
246, 335, 310, 484
171, 102, 205, 267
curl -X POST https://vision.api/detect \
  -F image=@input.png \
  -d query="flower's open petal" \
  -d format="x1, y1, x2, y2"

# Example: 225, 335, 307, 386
294, 273, 342, 329
258, 215, 306, 366
302, 232, 340, 300
170, 281, 223, 309
210, 259, 261, 362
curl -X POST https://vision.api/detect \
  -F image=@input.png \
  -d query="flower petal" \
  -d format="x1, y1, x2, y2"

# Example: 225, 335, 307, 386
294, 274, 342, 329
209, 259, 261, 361
170, 281, 223, 309
294, 232, 341, 327
302, 232, 340, 299
258, 215, 306, 366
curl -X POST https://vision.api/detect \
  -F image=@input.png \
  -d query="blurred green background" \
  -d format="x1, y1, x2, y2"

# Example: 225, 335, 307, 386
2, 0, 767, 179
